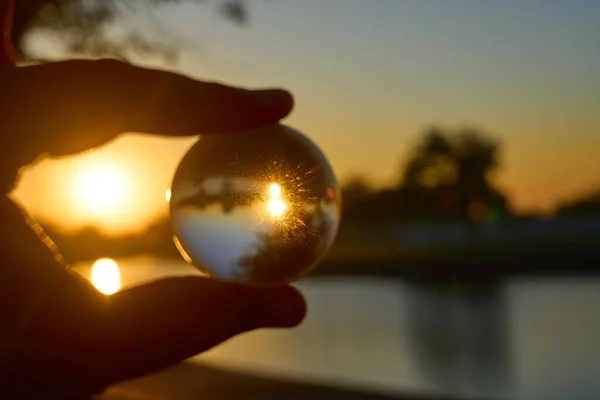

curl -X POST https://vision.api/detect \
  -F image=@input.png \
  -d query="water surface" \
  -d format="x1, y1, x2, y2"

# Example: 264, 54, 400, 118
73, 256, 600, 400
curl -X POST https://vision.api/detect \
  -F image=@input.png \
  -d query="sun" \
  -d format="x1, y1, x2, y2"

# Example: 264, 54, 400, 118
72, 163, 129, 215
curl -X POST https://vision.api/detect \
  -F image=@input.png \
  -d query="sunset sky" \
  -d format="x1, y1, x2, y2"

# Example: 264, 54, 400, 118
12, 0, 600, 234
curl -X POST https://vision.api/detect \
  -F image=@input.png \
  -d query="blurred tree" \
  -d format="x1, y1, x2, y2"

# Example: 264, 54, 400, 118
400, 127, 509, 221
11, 0, 249, 61
401, 128, 457, 190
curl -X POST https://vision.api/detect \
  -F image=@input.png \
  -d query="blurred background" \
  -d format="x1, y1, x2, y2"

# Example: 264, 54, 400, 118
8, 1, 600, 399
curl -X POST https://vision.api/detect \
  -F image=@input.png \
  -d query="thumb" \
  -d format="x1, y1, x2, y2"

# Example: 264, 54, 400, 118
89, 277, 306, 386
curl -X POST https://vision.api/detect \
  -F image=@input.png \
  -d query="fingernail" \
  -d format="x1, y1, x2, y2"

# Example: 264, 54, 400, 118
253, 89, 294, 111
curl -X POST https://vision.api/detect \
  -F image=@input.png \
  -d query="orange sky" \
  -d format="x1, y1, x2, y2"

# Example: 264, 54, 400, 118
11, 1, 600, 234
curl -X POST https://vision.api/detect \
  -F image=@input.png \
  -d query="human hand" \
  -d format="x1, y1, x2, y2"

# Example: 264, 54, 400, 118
0, 1, 306, 398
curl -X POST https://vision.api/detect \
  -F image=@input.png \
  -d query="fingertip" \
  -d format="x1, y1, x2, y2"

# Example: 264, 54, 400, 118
256, 284, 307, 328
230, 88, 294, 130
252, 89, 295, 117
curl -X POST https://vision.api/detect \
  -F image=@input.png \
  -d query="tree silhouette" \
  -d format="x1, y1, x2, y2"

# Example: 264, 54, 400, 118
11, 0, 249, 61
400, 127, 508, 221
401, 128, 457, 190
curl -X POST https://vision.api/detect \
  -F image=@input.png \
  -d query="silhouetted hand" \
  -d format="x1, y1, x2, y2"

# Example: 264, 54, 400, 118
0, 1, 305, 398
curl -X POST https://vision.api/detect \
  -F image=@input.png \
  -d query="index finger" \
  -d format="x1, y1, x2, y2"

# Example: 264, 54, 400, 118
2, 59, 294, 158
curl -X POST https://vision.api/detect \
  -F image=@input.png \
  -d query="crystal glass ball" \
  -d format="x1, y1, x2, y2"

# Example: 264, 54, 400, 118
169, 124, 341, 286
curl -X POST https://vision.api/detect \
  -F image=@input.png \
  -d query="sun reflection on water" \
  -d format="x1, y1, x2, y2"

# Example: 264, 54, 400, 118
90, 258, 121, 295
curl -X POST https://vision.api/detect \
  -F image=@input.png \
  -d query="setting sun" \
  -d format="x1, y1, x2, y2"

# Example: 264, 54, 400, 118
72, 163, 129, 215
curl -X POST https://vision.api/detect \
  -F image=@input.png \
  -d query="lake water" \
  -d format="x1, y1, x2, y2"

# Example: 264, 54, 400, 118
72, 256, 600, 400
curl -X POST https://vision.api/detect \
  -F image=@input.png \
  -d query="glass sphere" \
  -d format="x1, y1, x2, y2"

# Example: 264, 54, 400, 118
169, 124, 341, 286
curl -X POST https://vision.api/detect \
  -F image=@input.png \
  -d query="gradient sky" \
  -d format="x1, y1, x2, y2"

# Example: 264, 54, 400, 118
12, 0, 600, 233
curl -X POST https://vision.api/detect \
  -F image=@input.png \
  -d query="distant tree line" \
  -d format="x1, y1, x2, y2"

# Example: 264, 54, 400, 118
38, 126, 512, 263
37, 125, 600, 264
342, 127, 510, 224
556, 191, 600, 217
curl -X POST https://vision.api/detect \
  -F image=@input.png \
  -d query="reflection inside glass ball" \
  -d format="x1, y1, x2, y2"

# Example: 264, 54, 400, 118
169, 124, 341, 286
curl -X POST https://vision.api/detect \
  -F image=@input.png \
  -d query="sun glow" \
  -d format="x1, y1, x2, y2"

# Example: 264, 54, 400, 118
266, 183, 287, 218
90, 258, 121, 295
72, 163, 129, 215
